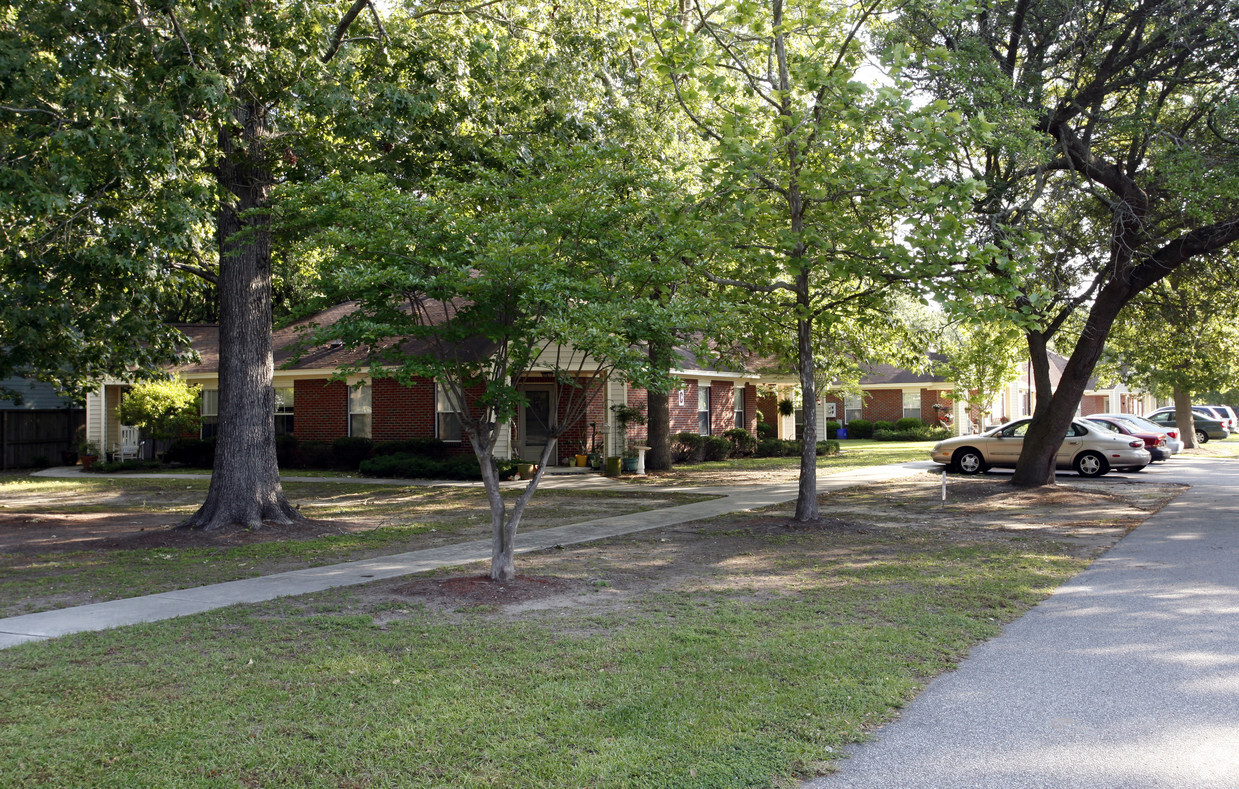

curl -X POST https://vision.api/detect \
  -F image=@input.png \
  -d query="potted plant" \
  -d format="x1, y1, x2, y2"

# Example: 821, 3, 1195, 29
78, 440, 100, 471
516, 460, 538, 480
610, 403, 646, 473
778, 398, 795, 417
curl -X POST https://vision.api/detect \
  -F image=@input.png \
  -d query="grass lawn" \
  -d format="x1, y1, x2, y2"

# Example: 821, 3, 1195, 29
0, 477, 712, 617
0, 474, 1182, 788
631, 439, 931, 486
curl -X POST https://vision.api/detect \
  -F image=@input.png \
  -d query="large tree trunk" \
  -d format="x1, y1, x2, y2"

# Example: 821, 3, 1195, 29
1026, 331, 1053, 419
645, 339, 673, 471
181, 102, 300, 530
1173, 385, 1198, 449
1010, 286, 1127, 487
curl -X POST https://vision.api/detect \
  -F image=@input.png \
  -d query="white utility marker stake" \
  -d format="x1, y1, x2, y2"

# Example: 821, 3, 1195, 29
941, 469, 947, 506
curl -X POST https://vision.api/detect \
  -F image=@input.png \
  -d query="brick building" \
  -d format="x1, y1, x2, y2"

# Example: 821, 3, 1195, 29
84, 306, 789, 464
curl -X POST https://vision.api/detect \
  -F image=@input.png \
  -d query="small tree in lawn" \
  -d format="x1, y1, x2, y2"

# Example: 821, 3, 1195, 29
280, 147, 695, 581
116, 379, 203, 451
935, 320, 1025, 431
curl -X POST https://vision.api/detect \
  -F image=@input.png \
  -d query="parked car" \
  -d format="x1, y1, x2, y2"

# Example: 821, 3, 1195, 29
930, 417, 1151, 477
1146, 408, 1230, 443
1082, 416, 1169, 463
1202, 404, 1238, 432
1093, 413, 1183, 454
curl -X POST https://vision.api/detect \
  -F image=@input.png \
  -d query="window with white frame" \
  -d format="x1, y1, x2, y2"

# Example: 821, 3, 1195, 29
902, 390, 920, 421
844, 393, 863, 423
436, 383, 462, 442
734, 386, 745, 429
201, 389, 219, 438
274, 387, 295, 436
349, 383, 372, 438
697, 384, 712, 435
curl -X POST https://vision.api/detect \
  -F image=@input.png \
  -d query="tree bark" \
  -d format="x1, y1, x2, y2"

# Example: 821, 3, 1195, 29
645, 339, 673, 471
1010, 285, 1127, 487
1026, 331, 1053, 419
180, 101, 300, 530
1173, 384, 1198, 449
794, 291, 819, 521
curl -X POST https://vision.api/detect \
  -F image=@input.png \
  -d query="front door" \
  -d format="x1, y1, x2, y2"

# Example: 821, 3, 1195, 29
519, 386, 555, 462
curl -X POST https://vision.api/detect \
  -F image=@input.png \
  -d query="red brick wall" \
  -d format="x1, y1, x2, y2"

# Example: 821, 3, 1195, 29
372, 376, 435, 441
864, 389, 903, 423
554, 380, 609, 456
1080, 395, 1107, 415
757, 392, 779, 427
294, 379, 348, 441
711, 381, 733, 435
670, 380, 701, 434
920, 389, 954, 426
741, 383, 758, 433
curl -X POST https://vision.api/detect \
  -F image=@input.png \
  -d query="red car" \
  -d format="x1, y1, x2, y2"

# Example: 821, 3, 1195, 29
1083, 416, 1169, 463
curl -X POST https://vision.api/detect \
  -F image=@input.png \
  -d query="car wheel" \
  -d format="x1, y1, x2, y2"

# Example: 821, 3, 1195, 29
952, 447, 986, 475
1195, 429, 1209, 444
1121, 465, 1147, 473
1075, 451, 1109, 477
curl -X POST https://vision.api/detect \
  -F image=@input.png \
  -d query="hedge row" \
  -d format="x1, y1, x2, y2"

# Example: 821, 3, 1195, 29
671, 429, 840, 463
164, 436, 455, 471
359, 453, 518, 481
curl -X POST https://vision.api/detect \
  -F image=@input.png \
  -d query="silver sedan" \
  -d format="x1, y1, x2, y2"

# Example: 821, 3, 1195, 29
930, 418, 1151, 477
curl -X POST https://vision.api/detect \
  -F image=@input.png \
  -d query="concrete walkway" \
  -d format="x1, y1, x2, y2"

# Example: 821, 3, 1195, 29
804, 456, 1239, 789
1, 463, 924, 649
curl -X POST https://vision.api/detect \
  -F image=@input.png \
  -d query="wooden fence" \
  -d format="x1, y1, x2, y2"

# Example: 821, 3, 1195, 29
0, 410, 86, 470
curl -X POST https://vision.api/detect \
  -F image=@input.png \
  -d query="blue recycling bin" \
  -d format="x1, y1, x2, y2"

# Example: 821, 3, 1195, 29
837, 427, 847, 439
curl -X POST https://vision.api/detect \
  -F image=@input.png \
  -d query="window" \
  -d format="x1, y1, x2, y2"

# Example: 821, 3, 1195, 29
844, 394, 863, 423
201, 389, 219, 439
734, 387, 745, 429
349, 383, 372, 438
274, 387, 295, 436
902, 391, 920, 421
697, 385, 712, 435
436, 383, 462, 442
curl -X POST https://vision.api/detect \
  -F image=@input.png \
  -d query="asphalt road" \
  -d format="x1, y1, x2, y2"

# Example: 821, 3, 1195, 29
804, 457, 1239, 789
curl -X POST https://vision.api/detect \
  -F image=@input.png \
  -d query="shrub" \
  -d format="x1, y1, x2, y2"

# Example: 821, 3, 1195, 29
872, 426, 951, 442
296, 440, 335, 469
275, 434, 299, 468
756, 420, 776, 439
847, 419, 874, 439
332, 436, 374, 470
373, 438, 449, 460
817, 440, 840, 456
702, 435, 731, 462
873, 420, 896, 432
164, 438, 215, 468
895, 417, 924, 431
756, 438, 797, 457
722, 427, 757, 457
825, 419, 840, 439
777, 398, 795, 416
671, 432, 704, 463
87, 459, 162, 474
360, 453, 494, 480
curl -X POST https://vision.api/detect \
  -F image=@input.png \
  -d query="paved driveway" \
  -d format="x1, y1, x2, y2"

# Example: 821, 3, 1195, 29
805, 457, 1239, 789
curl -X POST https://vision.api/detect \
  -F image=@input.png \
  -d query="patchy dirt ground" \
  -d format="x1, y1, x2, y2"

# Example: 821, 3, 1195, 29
337, 474, 1186, 619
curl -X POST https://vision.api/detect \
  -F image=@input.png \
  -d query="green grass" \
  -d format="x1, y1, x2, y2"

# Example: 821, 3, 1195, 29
0, 480, 714, 617
0, 525, 1084, 788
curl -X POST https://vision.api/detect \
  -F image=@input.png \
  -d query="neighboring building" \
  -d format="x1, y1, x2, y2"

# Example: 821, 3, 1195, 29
798, 351, 1156, 437
83, 307, 791, 463
0, 377, 85, 470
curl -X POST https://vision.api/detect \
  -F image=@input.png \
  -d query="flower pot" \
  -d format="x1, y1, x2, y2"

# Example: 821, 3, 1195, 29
80, 455, 97, 471
621, 456, 638, 473
588, 453, 601, 470
517, 462, 538, 480
574, 454, 588, 467
604, 456, 622, 477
